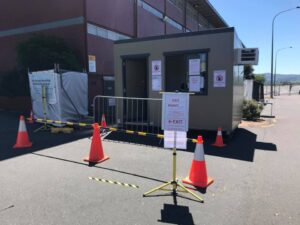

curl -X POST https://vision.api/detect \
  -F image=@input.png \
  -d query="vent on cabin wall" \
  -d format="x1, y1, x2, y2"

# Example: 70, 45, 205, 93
234, 48, 259, 65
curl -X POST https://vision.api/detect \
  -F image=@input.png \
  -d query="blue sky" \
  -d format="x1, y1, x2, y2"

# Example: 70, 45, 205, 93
210, 0, 300, 75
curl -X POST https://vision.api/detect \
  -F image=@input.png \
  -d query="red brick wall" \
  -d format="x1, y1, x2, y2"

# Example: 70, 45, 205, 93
166, 1, 184, 26
137, 7, 165, 37
87, 35, 114, 75
0, 25, 86, 73
187, 15, 199, 31
86, 0, 135, 37
144, 0, 164, 12
0, 0, 84, 30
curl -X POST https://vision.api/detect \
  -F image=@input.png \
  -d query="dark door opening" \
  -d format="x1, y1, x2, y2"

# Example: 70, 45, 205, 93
122, 57, 148, 127
165, 52, 208, 95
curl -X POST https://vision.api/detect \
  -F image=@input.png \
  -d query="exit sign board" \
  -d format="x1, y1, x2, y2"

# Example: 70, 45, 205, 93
162, 93, 189, 131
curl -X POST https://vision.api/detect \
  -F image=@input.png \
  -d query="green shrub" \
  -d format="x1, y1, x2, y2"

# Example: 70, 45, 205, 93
242, 99, 264, 120
244, 64, 254, 79
254, 74, 265, 84
17, 35, 82, 72
0, 35, 82, 97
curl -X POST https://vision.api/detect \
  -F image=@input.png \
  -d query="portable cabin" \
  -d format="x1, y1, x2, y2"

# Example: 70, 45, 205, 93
113, 27, 245, 133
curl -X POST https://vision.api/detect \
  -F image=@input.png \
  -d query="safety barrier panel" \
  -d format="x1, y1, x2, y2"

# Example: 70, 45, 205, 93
93, 95, 163, 134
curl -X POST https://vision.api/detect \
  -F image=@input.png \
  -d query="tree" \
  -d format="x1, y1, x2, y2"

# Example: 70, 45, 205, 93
254, 74, 265, 84
17, 35, 82, 72
0, 35, 82, 96
244, 64, 254, 79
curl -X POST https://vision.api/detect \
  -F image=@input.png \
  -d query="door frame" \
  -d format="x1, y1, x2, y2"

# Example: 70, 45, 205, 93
121, 54, 150, 98
121, 54, 150, 127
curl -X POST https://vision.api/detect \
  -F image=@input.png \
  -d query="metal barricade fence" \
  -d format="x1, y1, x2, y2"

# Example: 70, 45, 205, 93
93, 96, 163, 134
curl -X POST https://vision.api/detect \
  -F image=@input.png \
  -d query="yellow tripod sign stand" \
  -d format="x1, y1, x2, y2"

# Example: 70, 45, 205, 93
34, 85, 50, 132
143, 131, 204, 203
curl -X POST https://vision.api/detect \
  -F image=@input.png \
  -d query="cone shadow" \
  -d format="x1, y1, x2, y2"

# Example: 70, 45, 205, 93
31, 152, 166, 184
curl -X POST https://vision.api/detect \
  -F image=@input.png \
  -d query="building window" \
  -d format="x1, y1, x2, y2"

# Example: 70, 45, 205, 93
165, 51, 208, 95
164, 16, 183, 31
137, 0, 163, 19
87, 23, 131, 41
137, 0, 184, 31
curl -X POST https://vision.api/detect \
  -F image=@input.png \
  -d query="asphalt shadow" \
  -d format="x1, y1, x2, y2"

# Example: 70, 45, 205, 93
158, 202, 195, 225
0, 110, 277, 162
255, 142, 277, 151
104, 128, 277, 162
0, 110, 92, 161
31, 152, 166, 184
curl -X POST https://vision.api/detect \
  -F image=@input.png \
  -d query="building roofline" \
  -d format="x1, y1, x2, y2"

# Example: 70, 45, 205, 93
202, 0, 228, 27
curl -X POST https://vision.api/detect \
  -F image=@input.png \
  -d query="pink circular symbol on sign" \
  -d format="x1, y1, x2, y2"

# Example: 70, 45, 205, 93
217, 75, 223, 81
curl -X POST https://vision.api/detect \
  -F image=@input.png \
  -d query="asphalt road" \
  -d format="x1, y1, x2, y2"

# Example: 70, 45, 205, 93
0, 95, 299, 225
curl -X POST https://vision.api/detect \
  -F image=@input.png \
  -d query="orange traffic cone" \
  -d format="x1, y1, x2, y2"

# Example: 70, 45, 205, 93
13, 115, 33, 149
183, 136, 213, 188
212, 127, 226, 147
84, 123, 109, 164
101, 113, 107, 128
28, 110, 34, 124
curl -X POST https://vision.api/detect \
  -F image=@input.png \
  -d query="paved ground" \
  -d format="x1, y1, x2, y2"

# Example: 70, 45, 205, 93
265, 84, 300, 96
0, 95, 299, 225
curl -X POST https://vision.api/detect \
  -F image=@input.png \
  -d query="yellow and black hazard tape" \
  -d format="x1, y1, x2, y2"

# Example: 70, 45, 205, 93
89, 177, 139, 189
29, 118, 198, 143
33, 118, 93, 128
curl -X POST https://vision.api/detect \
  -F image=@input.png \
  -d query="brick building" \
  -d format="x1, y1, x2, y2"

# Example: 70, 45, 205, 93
0, 0, 227, 106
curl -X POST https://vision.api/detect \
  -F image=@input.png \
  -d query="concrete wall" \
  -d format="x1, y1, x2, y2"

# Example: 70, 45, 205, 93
114, 28, 241, 132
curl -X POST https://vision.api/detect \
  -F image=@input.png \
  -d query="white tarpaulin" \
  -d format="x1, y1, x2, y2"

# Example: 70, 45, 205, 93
244, 79, 253, 100
29, 70, 88, 122
29, 70, 57, 104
